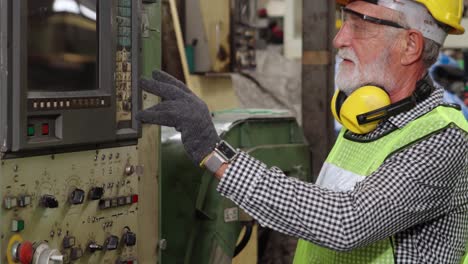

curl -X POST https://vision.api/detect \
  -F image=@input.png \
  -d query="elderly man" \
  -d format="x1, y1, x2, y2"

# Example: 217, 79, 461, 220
137, 0, 468, 262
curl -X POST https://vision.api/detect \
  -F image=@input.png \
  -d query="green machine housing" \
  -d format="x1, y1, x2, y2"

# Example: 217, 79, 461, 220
160, 109, 312, 264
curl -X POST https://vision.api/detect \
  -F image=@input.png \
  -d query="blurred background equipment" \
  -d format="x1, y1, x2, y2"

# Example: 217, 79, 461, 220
160, 109, 311, 264
184, 0, 257, 73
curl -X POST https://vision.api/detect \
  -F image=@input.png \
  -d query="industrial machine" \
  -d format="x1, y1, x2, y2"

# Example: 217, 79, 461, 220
160, 109, 312, 264
0, 0, 161, 263
184, 0, 257, 73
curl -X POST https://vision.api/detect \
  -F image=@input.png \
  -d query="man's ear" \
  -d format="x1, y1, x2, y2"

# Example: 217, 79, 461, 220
400, 30, 425, 66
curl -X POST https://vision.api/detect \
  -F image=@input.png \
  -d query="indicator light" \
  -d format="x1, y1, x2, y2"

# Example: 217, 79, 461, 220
27, 125, 35, 136
41, 123, 49, 135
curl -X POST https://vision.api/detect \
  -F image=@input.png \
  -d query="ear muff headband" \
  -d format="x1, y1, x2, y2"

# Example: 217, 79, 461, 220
356, 77, 434, 125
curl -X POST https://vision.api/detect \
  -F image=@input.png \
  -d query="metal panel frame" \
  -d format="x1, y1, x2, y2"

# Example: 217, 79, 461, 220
0, 0, 10, 153
3, 0, 141, 154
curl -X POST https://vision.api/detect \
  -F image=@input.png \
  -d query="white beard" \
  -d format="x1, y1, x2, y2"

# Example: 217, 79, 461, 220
335, 48, 393, 95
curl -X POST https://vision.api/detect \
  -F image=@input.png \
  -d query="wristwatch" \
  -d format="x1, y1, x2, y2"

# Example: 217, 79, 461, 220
202, 140, 239, 173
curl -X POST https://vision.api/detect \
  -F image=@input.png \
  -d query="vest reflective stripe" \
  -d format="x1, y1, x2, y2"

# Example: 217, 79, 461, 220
315, 162, 365, 192
293, 106, 468, 264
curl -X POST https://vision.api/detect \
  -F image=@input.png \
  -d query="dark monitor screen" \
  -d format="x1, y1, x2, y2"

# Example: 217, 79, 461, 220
27, 0, 98, 92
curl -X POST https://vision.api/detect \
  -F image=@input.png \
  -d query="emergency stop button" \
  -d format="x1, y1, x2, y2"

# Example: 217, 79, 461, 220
17, 241, 33, 264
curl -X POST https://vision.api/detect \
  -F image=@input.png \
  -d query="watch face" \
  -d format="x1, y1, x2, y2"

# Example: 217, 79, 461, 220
217, 141, 237, 159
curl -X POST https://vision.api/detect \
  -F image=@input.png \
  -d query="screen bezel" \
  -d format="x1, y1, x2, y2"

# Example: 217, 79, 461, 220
5, 0, 141, 153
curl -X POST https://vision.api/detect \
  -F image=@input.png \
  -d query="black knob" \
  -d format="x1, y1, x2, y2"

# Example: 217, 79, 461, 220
40, 195, 59, 208
87, 242, 103, 253
70, 247, 83, 260
122, 231, 136, 247
69, 188, 85, 205
88, 187, 104, 200
104, 235, 119, 251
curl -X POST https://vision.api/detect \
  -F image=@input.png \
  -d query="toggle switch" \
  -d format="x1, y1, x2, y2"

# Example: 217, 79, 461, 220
69, 188, 85, 205
87, 242, 103, 253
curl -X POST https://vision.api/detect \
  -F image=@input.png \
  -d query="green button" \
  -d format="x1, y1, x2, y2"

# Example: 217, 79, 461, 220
12, 219, 25, 232
27, 125, 35, 136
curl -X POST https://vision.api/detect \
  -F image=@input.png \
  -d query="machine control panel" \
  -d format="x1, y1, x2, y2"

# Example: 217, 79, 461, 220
1, 147, 141, 263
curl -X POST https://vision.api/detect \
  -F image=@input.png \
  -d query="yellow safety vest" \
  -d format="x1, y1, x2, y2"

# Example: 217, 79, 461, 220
293, 106, 468, 264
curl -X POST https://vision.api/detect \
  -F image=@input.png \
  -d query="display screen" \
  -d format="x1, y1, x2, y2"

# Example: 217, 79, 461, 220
27, 0, 98, 92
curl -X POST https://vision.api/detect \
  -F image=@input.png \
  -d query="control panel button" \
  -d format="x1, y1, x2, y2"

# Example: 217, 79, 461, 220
89, 187, 104, 200
87, 242, 103, 253
104, 235, 119, 251
122, 231, 136, 247
62, 236, 76, 249
18, 243, 33, 264
27, 125, 35, 137
40, 195, 59, 208
70, 247, 83, 260
111, 198, 118, 208
131, 194, 138, 204
99, 199, 111, 209
69, 188, 85, 205
11, 219, 25, 232
13, 241, 33, 264
4, 196, 18, 209
18, 195, 32, 207
118, 197, 126, 206
41, 123, 49, 135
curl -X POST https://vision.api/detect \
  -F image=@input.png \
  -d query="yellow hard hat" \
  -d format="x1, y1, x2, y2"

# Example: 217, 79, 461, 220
336, 0, 465, 34
415, 0, 465, 34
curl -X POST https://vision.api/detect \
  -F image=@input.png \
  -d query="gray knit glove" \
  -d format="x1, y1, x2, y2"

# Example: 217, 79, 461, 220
136, 70, 220, 165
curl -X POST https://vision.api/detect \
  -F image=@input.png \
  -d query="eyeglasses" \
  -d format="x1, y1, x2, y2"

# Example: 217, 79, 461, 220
341, 7, 408, 39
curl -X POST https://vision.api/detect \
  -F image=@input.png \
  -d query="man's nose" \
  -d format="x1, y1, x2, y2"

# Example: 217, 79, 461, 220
333, 24, 352, 49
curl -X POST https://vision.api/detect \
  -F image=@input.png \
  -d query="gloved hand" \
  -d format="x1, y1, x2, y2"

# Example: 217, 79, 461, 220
136, 70, 220, 165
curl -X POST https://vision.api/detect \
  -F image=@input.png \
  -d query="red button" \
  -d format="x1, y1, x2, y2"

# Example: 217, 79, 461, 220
18, 241, 33, 264
131, 195, 138, 204
41, 123, 49, 135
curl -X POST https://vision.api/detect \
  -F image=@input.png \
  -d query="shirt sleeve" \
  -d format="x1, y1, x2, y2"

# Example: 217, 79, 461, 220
216, 127, 467, 251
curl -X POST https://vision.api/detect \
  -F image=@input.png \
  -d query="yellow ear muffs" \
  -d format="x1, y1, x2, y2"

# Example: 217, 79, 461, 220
331, 89, 347, 125
332, 86, 391, 134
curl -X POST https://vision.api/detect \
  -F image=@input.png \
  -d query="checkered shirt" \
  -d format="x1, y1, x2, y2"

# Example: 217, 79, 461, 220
217, 85, 468, 263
